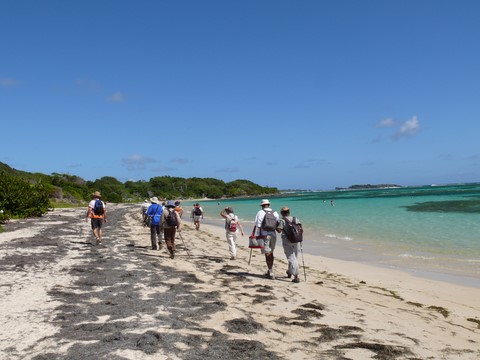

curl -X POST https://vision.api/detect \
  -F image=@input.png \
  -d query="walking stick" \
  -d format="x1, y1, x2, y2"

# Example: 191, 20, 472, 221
300, 242, 307, 282
248, 248, 253, 265
178, 231, 191, 258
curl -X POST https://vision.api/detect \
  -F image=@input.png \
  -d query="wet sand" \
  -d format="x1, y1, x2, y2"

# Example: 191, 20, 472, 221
0, 204, 479, 359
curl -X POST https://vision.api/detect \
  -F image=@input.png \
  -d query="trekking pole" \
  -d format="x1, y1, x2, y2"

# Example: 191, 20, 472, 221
248, 248, 253, 265
300, 242, 307, 282
178, 231, 191, 258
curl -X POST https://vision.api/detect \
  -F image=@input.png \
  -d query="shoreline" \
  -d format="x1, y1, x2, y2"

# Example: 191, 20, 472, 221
199, 215, 480, 290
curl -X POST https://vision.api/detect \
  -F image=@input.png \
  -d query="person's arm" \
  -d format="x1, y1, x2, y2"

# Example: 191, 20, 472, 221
220, 209, 228, 219
85, 206, 91, 222
237, 219, 245, 236
276, 219, 283, 233
254, 212, 262, 236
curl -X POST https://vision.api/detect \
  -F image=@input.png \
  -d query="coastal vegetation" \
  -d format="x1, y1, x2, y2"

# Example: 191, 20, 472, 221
0, 162, 278, 224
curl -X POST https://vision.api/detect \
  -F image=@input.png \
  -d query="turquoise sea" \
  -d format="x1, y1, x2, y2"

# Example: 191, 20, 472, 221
183, 183, 480, 288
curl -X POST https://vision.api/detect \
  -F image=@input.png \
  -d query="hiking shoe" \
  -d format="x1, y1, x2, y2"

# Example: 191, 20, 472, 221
265, 271, 275, 280
158, 243, 163, 250
170, 252, 175, 259
292, 277, 300, 283
230, 256, 236, 260
286, 271, 292, 279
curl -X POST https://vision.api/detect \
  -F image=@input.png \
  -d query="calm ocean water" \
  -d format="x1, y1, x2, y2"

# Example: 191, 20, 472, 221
183, 183, 480, 287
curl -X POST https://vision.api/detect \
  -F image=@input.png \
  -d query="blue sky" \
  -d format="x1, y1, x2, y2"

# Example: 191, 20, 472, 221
1, 0, 479, 190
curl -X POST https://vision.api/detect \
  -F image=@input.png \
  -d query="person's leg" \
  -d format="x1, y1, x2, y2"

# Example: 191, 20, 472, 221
91, 219, 102, 244
156, 225, 163, 249
164, 227, 176, 258
97, 219, 103, 243
291, 243, 300, 282
91, 219, 96, 240
170, 228, 176, 257
150, 224, 157, 249
226, 232, 236, 259
262, 234, 275, 278
283, 239, 294, 277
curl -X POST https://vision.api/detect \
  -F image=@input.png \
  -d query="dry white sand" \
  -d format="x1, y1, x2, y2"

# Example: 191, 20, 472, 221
1, 204, 479, 359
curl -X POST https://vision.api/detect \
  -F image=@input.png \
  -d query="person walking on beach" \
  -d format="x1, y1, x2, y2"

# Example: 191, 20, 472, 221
220, 207, 244, 260
86, 191, 107, 245
254, 199, 279, 279
191, 203, 203, 230
161, 200, 182, 258
174, 201, 184, 218
145, 197, 163, 250
141, 199, 150, 225
277, 206, 302, 283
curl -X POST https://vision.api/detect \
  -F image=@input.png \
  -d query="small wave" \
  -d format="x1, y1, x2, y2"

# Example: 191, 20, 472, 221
399, 253, 436, 260
325, 233, 353, 241
465, 259, 480, 263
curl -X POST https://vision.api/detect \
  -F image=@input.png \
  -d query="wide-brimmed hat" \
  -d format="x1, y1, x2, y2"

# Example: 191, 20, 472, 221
144, 199, 149, 203
259, 199, 270, 206
165, 200, 175, 208
226, 207, 234, 213
150, 197, 160, 204
281, 206, 290, 213
92, 191, 101, 198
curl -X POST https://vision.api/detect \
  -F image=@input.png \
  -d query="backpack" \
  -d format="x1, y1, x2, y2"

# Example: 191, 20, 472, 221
166, 209, 178, 226
261, 210, 278, 232
193, 207, 202, 216
93, 199, 104, 215
284, 217, 303, 243
227, 215, 237, 232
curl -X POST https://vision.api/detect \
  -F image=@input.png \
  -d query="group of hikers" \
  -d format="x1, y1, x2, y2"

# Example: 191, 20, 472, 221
87, 191, 303, 283
140, 198, 204, 259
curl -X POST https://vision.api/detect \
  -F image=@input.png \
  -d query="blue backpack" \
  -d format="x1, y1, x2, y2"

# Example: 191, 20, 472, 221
93, 199, 104, 215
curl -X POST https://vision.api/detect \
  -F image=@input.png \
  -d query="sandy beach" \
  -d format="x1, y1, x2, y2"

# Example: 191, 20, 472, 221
1, 203, 479, 359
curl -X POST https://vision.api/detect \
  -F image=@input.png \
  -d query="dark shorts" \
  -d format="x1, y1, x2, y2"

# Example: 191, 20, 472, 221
91, 218, 103, 230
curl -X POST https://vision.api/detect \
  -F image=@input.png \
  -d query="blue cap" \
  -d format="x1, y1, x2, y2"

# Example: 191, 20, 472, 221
166, 200, 175, 208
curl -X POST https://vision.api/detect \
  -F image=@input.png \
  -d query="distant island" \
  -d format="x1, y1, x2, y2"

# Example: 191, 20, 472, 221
335, 184, 402, 190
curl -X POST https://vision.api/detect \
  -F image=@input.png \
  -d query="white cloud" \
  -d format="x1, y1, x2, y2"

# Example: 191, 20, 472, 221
376, 118, 397, 128
392, 116, 420, 140
106, 91, 125, 102
122, 154, 156, 170
0, 78, 20, 87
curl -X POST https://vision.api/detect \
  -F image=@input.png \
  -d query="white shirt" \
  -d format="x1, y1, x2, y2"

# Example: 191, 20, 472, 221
254, 207, 279, 236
